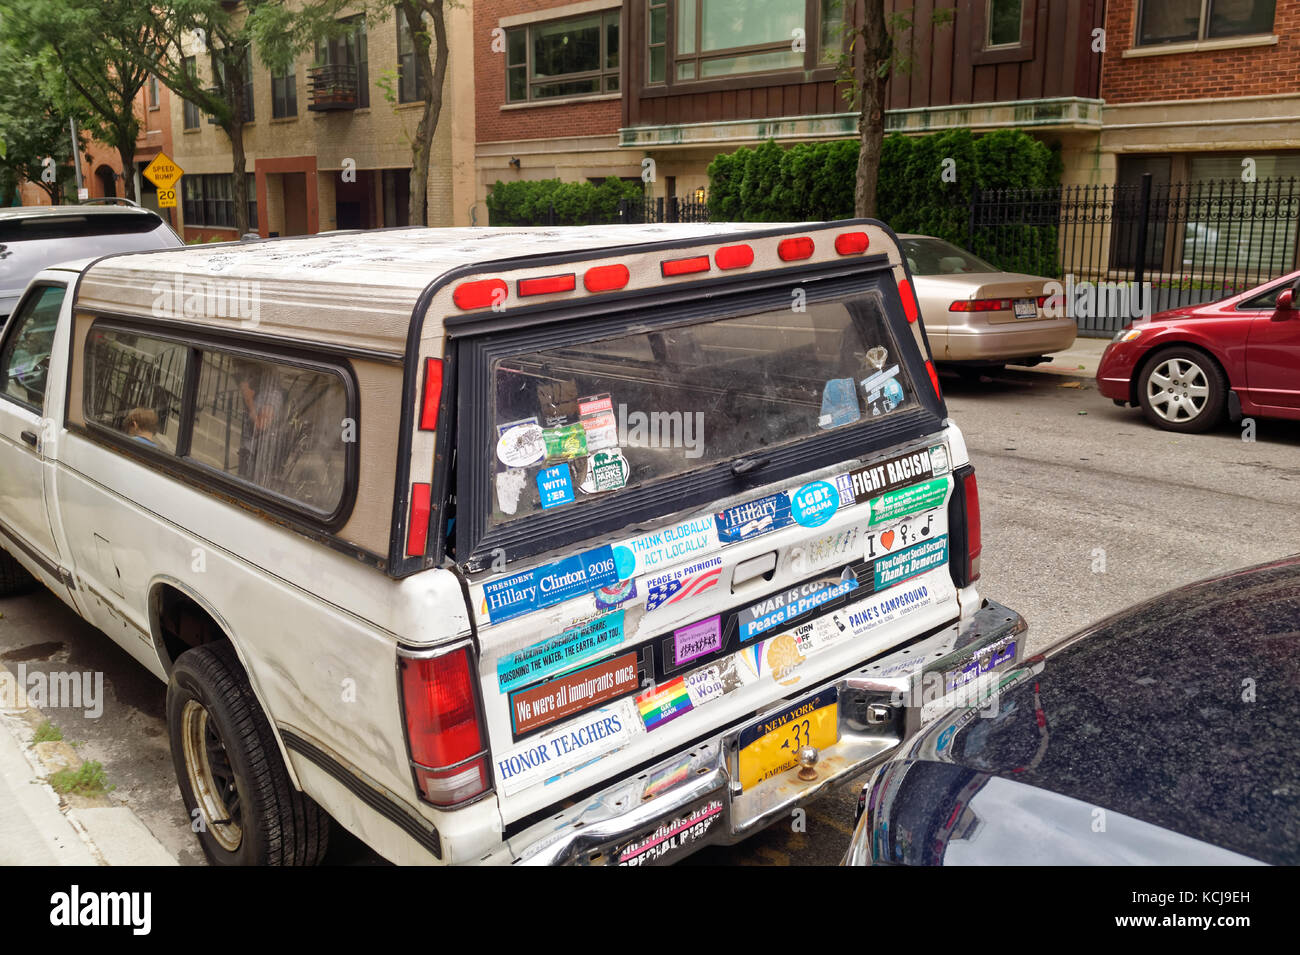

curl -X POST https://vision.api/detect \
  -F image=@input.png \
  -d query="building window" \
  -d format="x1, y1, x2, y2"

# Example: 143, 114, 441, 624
316, 16, 369, 108
987, 0, 1023, 47
819, 0, 845, 65
673, 0, 804, 81
181, 174, 257, 230
148, 75, 160, 110
505, 9, 620, 103
397, 10, 429, 103
182, 57, 200, 129
1137, 0, 1275, 46
272, 68, 297, 118
647, 0, 665, 83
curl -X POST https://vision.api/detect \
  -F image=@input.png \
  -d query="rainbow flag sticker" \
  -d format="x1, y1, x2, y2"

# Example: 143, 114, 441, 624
637, 678, 693, 731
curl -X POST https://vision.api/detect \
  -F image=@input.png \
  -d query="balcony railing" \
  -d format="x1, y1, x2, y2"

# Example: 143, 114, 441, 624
307, 64, 359, 111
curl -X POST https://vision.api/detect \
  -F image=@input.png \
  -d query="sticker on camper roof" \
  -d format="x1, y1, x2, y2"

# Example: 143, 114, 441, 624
497, 419, 546, 468
496, 611, 626, 693
715, 492, 793, 545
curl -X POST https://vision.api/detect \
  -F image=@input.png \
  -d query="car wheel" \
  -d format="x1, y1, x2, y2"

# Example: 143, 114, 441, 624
0, 548, 38, 597
167, 641, 329, 866
1137, 347, 1226, 433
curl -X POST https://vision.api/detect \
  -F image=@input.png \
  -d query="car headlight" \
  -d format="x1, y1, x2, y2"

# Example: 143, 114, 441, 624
1113, 327, 1143, 343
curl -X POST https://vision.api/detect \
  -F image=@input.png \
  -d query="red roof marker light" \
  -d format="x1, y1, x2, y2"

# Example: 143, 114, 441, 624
661, 255, 711, 277
452, 278, 507, 311
834, 232, 870, 255
777, 237, 815, 262
517, 273, 576, 297
584, 264, 630, 291
715, 244, 754, 270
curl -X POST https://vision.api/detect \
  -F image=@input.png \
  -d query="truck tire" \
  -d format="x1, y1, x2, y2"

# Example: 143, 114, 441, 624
167, 641, 329, 865
1137, 346, 1226, 433
0, 548, 38, 597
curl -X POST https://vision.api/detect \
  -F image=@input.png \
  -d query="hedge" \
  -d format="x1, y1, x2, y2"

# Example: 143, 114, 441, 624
486, 177, 644, 226
706, 128, 1063, 274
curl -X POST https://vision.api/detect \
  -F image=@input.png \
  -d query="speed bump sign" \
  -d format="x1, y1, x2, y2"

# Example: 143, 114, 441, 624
143, 152, 183, 209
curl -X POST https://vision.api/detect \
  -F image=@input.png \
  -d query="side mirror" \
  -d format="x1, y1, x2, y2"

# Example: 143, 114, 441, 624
1278, 289, 1294, 310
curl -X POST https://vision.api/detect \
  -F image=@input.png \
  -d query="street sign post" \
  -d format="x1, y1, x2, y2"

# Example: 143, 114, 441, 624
143, 152, 183, 209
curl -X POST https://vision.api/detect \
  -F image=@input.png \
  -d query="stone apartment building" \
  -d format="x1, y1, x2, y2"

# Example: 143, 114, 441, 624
172, 3, 476, 241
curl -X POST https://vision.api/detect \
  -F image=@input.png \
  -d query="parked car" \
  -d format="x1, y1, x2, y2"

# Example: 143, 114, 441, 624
899, 235, 1076, 373
1097, 271, 1300, 432
845, 555, 1300, 866
0, 221, 1024, 865
0, 204, 181, 325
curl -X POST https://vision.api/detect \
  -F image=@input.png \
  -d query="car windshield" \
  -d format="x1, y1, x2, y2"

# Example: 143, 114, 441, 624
901, 237, 998, 276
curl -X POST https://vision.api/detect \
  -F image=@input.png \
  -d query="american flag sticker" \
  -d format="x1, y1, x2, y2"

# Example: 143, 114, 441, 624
644, 556, 724, 613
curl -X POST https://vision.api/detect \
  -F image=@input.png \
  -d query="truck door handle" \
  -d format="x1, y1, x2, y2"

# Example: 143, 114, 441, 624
731, 455, 770, 476
20, 430, 37, 447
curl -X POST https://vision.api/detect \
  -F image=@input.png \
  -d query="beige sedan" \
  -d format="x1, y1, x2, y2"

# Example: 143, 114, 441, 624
900, 235, 1076, 369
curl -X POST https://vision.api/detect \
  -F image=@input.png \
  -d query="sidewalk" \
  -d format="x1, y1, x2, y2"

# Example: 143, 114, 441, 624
1019, 336, 1111, 378
0, 663, 178, 866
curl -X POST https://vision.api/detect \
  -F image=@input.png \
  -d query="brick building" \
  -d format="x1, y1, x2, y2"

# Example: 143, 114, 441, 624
172, 3, 476, 241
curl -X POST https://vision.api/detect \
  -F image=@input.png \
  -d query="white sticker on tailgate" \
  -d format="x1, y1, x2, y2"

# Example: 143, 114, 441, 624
495, 699, 642, 797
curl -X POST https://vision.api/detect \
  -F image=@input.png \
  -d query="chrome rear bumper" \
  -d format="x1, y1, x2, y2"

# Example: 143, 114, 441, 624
509, 598, 1026, 865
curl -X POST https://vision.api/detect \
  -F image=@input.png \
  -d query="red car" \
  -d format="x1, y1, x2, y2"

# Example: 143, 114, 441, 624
1097, 272, 1300, 432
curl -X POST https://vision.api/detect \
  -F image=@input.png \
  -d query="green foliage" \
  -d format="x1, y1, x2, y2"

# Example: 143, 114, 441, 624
707, 129, 1062, 274
32, 720, 63, 745
486, 178, 645, 226
49, 760, 113, 797
0, 39, 87, 201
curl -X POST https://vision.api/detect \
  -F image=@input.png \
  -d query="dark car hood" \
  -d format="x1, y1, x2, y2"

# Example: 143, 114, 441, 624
851, 555, 1300, 865
854, 760, 1261, 865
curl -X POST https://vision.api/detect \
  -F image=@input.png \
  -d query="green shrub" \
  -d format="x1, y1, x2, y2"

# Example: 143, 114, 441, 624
486, 177, 644, 226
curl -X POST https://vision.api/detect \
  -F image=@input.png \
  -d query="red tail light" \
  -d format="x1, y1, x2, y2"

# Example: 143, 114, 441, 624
834, 231, 869, 255
584, 263, 630, 291
399, 646, 490, 807
949, 299, 1013, 312
406, 483, 431, 557
777, 237, 815, 261
453, 278, 507, 311
661, 254, 711, 277
964, 471, 982, 583
714, 244, 754, 270
518, 273, 576, 297
419, 358, 443, 431
898, 279, 920, 322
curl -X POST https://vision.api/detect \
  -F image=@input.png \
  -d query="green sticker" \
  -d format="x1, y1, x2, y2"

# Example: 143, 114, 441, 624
543, 423, 587, 461
868, 478, 948, 526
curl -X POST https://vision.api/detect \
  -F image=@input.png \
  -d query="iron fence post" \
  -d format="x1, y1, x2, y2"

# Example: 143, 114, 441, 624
1133, 173, 1153, 313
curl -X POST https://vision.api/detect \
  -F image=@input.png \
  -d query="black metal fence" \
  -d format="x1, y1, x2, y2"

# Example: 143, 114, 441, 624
971, 175, 1300, 337
500, 196, 711, 226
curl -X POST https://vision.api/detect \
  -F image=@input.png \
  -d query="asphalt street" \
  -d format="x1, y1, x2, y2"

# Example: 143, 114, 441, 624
2, 362, 1297, 866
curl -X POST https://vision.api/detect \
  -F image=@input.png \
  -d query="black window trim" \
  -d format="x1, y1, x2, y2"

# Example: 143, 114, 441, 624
451, 261, 945, 572
0, 280, 69, 416
80, 315, 361, 533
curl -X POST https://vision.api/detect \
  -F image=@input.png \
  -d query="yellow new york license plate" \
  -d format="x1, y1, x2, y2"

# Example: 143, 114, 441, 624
737, 688, 839, 791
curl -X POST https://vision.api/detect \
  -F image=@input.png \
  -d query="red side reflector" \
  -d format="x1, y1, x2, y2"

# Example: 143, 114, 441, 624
584, 264, 630, 292
419, 358, 443, 431
964, 471, 982, 583
834, 232, 869, 255
926, 360, 943, 401
452, 278, 507, 311
899, 279, 920, 322
777, 237, 815, 261
517, 273, 576, 297
715, 244, 754, 270
406, 483, 431, 557
661, 255, 711, 277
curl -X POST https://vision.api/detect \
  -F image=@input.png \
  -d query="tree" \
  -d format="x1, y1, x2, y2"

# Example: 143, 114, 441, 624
394, 1, 449, 226
0, 40, 89, 203
126, 1, 349, 235
1, 0, 154, 202
838, 3, 954, 218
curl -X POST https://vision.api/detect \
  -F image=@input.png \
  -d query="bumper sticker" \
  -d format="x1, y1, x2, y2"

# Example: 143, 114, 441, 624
737, 570, 859, 643
643, 555, 723, 612
791, 480, 840, 527
614, 517, 718, 580
538, 463, 575, 509
616, 798, 724, 866
497, 611, 626, 693
873, 535, 949, 589
483, 547, 621, 624
673, 615, 723, 666
510, 652, 640, 738
496, 699, 640, 797
868, 478, 949, 526
715, 492, 793, 545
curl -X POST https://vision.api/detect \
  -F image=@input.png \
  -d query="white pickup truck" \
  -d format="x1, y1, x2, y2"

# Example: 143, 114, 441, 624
0, 222, 1025, 865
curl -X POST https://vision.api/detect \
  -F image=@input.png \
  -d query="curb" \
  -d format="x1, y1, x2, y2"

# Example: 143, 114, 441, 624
0, 660, 179, 866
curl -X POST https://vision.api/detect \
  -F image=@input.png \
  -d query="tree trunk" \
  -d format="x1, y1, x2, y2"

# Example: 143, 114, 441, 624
407, 1, 448, 227
117, 141, 137, 202
854, 0, 892, 219
228, 118, 250, 235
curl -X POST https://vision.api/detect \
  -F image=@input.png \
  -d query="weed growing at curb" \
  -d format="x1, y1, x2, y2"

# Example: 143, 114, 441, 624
32, 720, 63, 745
49, 760, 114, 797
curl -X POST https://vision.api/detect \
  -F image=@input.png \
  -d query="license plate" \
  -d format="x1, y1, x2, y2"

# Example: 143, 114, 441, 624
737, 688, 839, 790
1013, 298, 1038, 319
